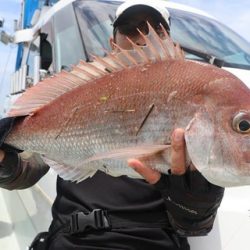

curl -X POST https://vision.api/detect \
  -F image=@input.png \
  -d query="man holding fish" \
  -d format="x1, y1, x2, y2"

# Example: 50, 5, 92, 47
0, 0, 225, 249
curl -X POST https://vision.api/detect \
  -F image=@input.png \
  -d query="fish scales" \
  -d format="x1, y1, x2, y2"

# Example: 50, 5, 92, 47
7, 61, 208, 155
4, 26, 250, 187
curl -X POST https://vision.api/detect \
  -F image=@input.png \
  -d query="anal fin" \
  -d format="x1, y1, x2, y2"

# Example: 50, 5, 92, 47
41, 157, 97, 182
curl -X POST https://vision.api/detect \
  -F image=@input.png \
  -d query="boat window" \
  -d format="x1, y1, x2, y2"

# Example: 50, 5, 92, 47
49, 0, 250, 70
73, 0, 120, 59
53, 3, 86, 72
169, 9, 250, 69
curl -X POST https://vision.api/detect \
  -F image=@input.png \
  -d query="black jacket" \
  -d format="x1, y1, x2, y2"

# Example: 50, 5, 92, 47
0, 150, 224, 250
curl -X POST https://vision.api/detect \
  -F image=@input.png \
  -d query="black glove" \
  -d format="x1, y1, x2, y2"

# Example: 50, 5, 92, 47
0, 117, 15, 147
154, 170, 224, 236
0, 117, 20, 181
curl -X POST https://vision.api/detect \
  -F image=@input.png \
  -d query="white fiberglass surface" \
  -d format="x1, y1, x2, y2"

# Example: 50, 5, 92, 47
189, 186, 250, 250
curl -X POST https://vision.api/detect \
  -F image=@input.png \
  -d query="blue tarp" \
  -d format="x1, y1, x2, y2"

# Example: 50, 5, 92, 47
23, 0, 40, 28
16, 0, 40, 70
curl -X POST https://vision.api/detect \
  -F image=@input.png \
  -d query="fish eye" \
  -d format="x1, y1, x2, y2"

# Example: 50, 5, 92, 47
232, 112, 250, 134
239, 120, 250, 132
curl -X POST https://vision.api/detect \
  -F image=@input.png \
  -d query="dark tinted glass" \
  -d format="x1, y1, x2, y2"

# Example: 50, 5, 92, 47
74, 0, 120, 58
169, 8, 250, 69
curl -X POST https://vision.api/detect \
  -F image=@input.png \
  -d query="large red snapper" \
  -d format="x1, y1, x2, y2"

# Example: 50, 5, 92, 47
3, 25, 250, 187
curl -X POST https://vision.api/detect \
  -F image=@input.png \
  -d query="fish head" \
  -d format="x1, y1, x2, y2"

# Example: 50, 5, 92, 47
185, 73, 250, 187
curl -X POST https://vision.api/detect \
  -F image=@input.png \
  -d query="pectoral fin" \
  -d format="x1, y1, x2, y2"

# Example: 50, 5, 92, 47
82, 144, 170, 164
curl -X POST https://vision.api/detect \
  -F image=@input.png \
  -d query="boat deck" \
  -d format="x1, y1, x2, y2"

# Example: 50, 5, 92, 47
0, 190, 20, 250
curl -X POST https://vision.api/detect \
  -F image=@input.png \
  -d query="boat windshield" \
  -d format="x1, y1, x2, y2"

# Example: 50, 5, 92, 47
169, 9, 250, 70
73, 0, 250, 69
73, 0, 120, 60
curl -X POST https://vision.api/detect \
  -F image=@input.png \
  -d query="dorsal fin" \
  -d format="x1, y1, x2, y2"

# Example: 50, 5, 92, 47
8, 24, 184, 117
